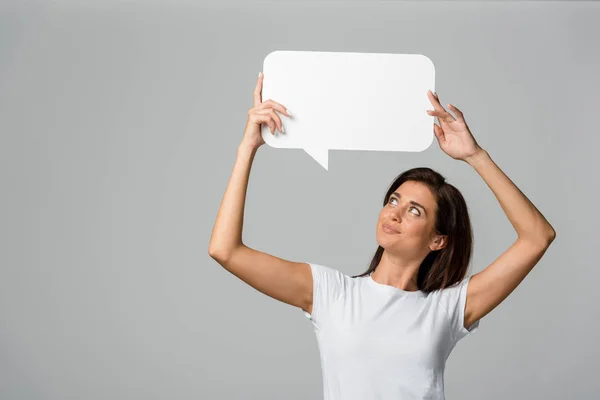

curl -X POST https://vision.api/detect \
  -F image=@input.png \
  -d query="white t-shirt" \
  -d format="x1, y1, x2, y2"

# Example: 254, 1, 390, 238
301, 262, 480, 400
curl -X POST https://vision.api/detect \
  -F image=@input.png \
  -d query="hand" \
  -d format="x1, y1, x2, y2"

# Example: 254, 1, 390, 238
426, 90, 483, 162
241, 72, 291, 151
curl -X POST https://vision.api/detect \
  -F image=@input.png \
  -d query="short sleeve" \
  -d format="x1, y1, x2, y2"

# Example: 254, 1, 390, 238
301, 262, 348, 329
441, 275, 480, 344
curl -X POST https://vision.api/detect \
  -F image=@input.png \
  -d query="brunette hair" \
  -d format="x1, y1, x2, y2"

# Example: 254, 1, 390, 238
352, 167, 473, 293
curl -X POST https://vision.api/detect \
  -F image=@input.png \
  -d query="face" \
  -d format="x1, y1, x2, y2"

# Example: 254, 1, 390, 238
376, 180, 446, 256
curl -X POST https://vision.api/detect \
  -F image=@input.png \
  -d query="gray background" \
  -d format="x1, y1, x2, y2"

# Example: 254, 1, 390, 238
1, 1, 598, 399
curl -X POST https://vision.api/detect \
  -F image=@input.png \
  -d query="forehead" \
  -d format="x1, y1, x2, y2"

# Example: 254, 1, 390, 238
394, 181, 436, 207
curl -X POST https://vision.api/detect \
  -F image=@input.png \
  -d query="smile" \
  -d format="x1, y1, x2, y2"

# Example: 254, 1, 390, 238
382, 224, 400, 234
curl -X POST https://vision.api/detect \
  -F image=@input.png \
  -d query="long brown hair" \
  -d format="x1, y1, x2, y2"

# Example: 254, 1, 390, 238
352, 167, 473, 293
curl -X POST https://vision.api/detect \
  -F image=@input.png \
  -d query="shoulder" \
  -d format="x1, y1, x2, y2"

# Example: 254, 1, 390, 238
435, 276, 480, 342
301, 262, 354, 326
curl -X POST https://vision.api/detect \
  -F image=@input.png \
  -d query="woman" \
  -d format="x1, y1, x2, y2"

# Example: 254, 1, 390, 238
208, 72, 556, 399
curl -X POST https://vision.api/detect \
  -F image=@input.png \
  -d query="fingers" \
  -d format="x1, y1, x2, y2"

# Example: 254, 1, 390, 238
253, 72, 263, 107
255, 108, 284, 134
250, 111, 277, 135
427, 91, 455, 122
256, 98, 291, 134
257, 99, 291, 117
426, 108, 455, 122
447, 103, 465, 122
427, 90, 444, 111
251, 73, 290, 135
433, 122, 445, 144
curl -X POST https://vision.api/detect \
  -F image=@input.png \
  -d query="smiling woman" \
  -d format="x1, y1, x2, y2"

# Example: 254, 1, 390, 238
353, 167, 473, 293
209, 73, 556, 400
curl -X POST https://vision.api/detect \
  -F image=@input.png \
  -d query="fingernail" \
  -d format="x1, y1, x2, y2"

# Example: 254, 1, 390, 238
281, 125, 285, 133
285, 109, 292, 116
259, 72, 262, 78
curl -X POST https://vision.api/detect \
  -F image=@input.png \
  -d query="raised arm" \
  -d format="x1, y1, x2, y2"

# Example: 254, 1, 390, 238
208, 72, 313, 313
426, 91, 556, 329
462, 149, 555, 327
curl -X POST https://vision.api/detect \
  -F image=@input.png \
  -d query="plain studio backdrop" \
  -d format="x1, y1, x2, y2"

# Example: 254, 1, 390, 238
0, 0, 598, 399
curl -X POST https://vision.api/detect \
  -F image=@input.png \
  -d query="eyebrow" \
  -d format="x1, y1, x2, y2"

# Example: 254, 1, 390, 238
391, 192, 428, 215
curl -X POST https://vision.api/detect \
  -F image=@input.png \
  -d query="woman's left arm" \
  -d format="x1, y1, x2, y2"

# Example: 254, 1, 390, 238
426, 90, 556, 328
466, 149, 556, 242
464, 149, 555, 327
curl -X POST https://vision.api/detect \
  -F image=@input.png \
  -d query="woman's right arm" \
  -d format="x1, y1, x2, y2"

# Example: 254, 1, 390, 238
208, 72, 313, 314
207, 143, 260, 260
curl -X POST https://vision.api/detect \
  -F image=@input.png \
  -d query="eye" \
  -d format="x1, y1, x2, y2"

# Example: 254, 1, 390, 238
388, 197, 421, 216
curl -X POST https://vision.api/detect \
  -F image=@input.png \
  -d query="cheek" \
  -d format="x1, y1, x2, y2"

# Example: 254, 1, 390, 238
404, 220, 429, 236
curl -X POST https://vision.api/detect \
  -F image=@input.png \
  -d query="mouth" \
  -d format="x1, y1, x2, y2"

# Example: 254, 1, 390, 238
382, 224, 400, 234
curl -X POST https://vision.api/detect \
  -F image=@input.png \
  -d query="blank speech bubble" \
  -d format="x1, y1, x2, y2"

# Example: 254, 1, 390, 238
260, 50, 436, 170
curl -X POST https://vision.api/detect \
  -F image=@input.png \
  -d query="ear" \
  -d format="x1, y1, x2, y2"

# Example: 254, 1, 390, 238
429, 234, 448, 252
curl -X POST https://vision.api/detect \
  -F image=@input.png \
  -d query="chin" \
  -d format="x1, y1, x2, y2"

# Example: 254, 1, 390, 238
376, 232, 399, 249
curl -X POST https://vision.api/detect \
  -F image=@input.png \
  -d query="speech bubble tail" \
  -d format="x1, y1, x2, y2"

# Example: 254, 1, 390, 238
303, 147, 329, 170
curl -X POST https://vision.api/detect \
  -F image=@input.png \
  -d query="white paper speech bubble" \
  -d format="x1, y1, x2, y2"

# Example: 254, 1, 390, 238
261, 50, 436, 170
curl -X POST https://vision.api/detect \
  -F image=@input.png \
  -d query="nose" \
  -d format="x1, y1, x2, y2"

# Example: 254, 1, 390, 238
388, 203, 409, 223
389, 209, 402, 223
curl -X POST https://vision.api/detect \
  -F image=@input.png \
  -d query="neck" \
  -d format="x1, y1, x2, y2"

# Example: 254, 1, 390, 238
372, 251, 421, 291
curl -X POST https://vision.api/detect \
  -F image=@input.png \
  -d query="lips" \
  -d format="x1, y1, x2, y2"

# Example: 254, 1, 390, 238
382, 223, 400, 234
